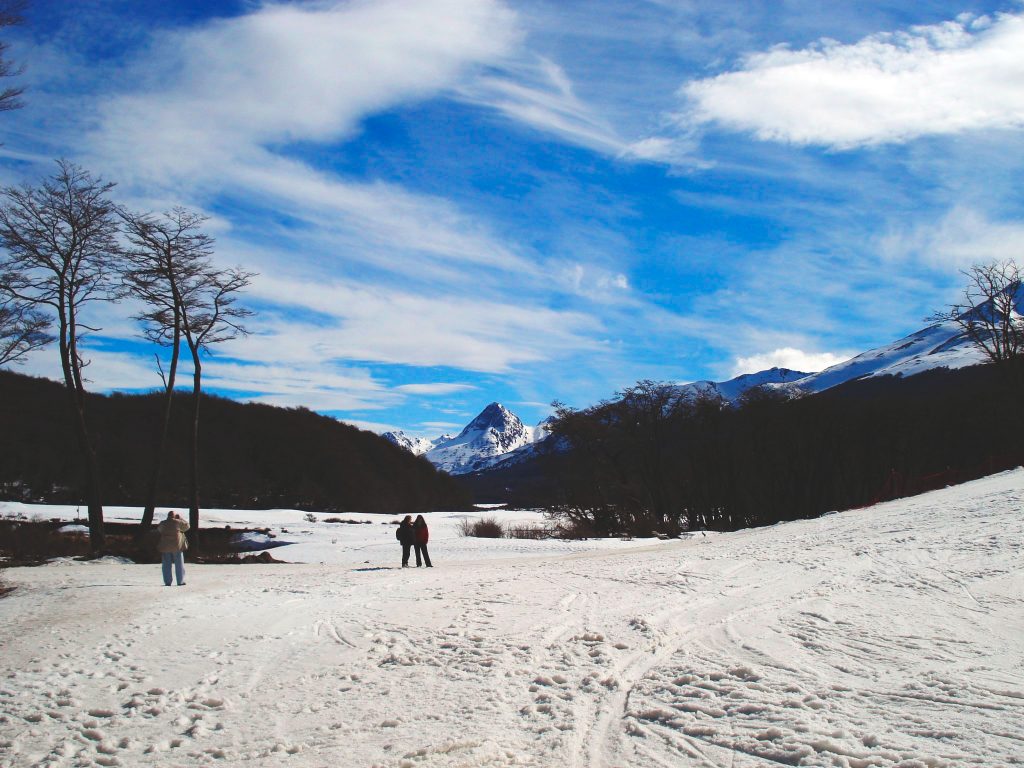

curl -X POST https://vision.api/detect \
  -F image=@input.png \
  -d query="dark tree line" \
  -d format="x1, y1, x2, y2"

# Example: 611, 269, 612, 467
541, 364, 1023, 536
0, 369, 471, 513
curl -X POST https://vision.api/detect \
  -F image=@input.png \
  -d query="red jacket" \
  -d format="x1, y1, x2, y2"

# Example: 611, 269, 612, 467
414, 523, 429, 544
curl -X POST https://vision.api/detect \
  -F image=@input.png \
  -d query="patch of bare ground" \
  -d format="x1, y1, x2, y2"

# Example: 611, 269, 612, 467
0, 518, 283, 567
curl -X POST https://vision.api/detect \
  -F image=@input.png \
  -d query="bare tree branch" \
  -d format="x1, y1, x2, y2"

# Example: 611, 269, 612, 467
0, 1, 26, 113
930, 260, 1024, 367
0, 295, 51, 365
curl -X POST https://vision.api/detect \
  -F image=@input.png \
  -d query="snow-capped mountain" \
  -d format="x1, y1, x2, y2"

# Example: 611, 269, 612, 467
385, 403, 550, 475
679, 367, 810, 402
425, 403, 549, 475
787, 320, 981, 394
787, 281, 1023, 394
381, 430, 451, 456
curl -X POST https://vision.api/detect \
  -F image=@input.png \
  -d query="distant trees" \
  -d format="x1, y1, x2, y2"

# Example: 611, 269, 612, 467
0, 368, 472, 513
549, 382, 726, 536
932, 260, 1024, 385
543, 366, 1022, 536
0, 160, 123, 549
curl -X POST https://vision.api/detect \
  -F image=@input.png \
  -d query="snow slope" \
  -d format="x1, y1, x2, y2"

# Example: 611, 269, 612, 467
2, 470, 1023, 766
792, 320, 982, 394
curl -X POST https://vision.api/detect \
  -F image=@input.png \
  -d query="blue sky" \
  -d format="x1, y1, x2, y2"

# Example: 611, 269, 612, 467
2, 0, 1023, 437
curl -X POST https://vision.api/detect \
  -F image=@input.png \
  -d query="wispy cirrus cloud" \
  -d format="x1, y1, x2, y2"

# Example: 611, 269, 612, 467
683, 11, 1024, 149
395, 383, 477, 395
879, 206, 1024, 269
231, 273, 603, 374
91, 0, 520, 182
83, 0, 535, 282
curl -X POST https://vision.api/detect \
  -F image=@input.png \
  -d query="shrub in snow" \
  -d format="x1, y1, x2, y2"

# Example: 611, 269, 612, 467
458, 516, 505, 538
506, 523, 554, 540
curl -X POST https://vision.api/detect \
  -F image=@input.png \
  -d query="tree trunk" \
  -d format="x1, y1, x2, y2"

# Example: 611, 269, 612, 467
57, 310, 105, 551
137, 326, 181, 538
187, 347, 202, 550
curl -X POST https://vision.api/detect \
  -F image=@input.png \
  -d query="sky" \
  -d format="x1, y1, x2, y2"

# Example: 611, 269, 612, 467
1, 0, 1023, 437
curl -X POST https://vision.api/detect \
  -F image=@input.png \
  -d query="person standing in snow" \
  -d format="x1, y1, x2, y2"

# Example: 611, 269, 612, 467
413, 514, 432, 568
396, 515, 415, 568
157, 511, 189, 586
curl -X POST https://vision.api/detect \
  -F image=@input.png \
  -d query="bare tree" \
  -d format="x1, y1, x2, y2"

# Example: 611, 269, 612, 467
120, 207, 214, 537
931, 260, 1024, 381
0, 296, 50, 365
0, 160, 122, 550
180, 263, 254, 549
0, 1, 26, 113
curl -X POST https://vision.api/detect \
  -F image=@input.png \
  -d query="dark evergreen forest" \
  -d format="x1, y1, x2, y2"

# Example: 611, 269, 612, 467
0, 370, 470, 513
459, 364, 1023, 535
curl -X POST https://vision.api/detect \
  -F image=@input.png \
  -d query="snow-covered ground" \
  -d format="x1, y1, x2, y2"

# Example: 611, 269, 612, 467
1, 471, 1023, 767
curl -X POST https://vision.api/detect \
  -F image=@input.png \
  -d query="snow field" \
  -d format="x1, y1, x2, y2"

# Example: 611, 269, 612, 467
1, 471, 1023, 766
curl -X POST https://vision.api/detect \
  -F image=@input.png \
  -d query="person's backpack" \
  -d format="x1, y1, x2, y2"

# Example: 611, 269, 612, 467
395, 526, 401, 541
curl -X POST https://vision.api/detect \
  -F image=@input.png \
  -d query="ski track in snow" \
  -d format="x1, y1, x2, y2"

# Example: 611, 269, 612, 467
2, 472, 1023, 766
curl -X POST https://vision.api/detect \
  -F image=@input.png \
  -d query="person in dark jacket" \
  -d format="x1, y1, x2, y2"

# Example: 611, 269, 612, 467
413, 514, 432, 568
396, 515, 415, 567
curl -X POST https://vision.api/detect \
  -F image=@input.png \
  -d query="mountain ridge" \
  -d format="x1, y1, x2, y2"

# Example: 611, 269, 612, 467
384, 301, 1015, 475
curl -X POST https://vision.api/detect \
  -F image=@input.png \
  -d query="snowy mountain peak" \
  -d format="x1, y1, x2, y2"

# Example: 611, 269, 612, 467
458, 402, 520, 437
382, 403, 547, 475
425, 402, 539, 474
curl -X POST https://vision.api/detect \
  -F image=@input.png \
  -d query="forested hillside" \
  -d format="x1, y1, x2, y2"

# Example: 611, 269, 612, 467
0, 371, 470, 513
460, 365, 1023, 533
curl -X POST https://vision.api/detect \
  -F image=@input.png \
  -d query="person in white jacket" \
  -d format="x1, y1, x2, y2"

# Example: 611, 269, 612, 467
157, 511, 190, 586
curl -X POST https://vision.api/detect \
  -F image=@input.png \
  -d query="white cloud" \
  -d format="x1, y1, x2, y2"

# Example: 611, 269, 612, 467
16, 347, 165, 392
621, 136, 679, 162
731, 347, 850, 377
394, 383, 478, 395
80, 0, 533, 284
420, 420, 463, 430
224, 273, 603, 374
879, 207, 1024, 269
227, 154, 537, 277
684, 12, 1024, 148
204, 361, 397, 412
52, 0, 623, 396
93, 0, 519, 182
339, 418, 404, 434
458, 54, 630, 153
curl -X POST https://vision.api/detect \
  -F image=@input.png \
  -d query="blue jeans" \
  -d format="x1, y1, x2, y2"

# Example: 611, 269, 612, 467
162, 552, 185, 585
